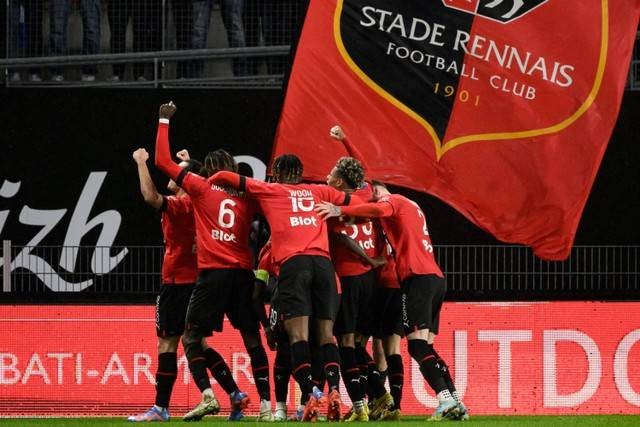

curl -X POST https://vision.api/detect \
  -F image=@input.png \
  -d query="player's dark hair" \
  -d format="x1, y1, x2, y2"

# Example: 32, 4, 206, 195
182, 159, 204, 176
203, 149, 238, 176
335, 156, 364, 189
272, 154, 303, 184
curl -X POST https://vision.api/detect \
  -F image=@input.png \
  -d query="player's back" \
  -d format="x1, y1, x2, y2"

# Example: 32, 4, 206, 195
182, 173, 256, 270
378, 194, 443, 281
330, 183, 379, 277
161, 194, 198, 284
247, 181, 350, 265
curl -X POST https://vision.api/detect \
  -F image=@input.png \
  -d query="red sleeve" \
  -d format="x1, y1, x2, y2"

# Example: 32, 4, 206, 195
211, 171, 270, 196
340, 201, 394, 218
257, 242, 275, 274
341, 136, 371, 172
210, 171, 242, 188
321, 185, 351, 206
163, 195, 192, 216
154, 122, 183, 181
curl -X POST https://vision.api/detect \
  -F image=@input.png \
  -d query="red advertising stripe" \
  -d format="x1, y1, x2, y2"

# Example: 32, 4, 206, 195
1, 303, 638, 416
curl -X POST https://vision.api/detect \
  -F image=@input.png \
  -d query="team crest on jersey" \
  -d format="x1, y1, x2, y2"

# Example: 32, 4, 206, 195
335, 0, 604, 159
441, 0, 548, 24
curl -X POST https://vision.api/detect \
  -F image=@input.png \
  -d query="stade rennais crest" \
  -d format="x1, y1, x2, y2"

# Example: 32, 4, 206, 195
336, 0, 604, 160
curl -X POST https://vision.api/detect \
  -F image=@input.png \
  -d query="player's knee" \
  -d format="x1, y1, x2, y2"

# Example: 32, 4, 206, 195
407, 338, 432, 361
158, 336, 180, 353
340, 334, 355, 348
182, 329, 201, 347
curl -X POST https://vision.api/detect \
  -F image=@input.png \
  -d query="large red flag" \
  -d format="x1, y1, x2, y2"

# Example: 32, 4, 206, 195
272, 0, 640, 260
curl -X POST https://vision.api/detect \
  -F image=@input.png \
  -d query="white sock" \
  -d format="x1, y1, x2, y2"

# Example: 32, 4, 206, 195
260, 399, 271, 411
354, 400, 365, 413
276, 401, 287, 411
202, 388, 214, 400
452, 390, 461, 403
153, 405, 165, 412
437, 389, 453, 402
297, 404, 305, 412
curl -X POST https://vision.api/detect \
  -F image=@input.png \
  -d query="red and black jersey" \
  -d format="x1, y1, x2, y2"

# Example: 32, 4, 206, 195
341, 194, 443, 281
160, 195, 198, 284
179, 173, 257, 270
211, 172, 353, 265
376, 242, 401, 289
257, 240, 279, 276
330, 184, 379, 277
155, 122, 256, 270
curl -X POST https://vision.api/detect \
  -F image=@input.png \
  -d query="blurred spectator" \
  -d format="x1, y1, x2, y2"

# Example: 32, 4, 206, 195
243, 0, 265, 75
49, 0, 101, 82
106, 0, 131, 81
8, 0, 44, 82
171, 0, 194, 78
190, 0, 212, 78
134, 1, 163, 80
190, 0, 248, 77
108, 0, 162, 81
262, 0, 297, 75
220, 0, 248, 76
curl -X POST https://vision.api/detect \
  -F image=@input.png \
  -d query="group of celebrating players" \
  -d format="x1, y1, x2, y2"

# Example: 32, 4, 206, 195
127, 101, 469, 423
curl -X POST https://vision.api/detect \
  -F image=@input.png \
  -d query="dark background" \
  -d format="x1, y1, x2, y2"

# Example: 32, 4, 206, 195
1, 88, 638, 248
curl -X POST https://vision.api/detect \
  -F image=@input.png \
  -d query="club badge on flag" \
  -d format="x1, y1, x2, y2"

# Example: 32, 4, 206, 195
273, 0, 640, 259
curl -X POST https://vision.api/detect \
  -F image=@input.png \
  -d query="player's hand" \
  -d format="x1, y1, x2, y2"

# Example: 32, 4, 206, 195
368, 255, 387, 269
176, 149, 190, 161
315, 201, 342, 220
159, 101, 177, 120
132, 148, 149, 164
329, 125, 346, 141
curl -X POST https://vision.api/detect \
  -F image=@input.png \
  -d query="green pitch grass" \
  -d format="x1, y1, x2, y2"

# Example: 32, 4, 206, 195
0, 416, 638, 427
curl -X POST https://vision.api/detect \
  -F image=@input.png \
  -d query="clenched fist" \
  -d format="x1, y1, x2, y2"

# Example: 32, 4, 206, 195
159, 101, 177, 120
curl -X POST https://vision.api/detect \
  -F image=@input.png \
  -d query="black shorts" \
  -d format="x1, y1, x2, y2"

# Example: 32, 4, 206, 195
156, 284, 194, 337
400, 274, 446, 335
274, 255, 340, 321
371, 286, 405, 339
334, 269, 375, 336
185, 268, 259, 337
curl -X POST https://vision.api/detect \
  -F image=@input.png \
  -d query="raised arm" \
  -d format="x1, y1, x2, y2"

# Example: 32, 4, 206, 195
154, 102, 183, 181
210, 170, 243, 189
330, 125, 372, 172
132, 148, 163, 210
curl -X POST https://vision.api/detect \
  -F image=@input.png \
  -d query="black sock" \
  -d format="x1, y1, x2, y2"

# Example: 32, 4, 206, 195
431, 346, 456, 394
408, 339, 447, 394
291, 341, 314, 396
249, 345, 271, 401
274, 346, 291, 403
379, 369, 388, 386
185, 342, 211, 393
311, 344, 326, 392
155, 352, 177, 409
204, 347, 238, 395
356, 345, 386, 399
386, 354, 404, 410
321, 343, 341, 392
339, 346, 363, 402
354, 346, 369, 397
